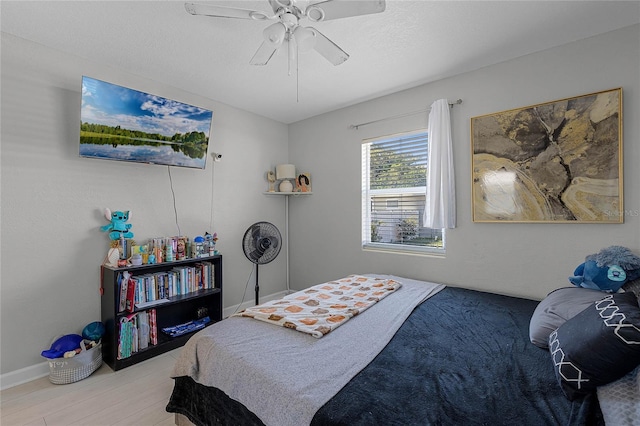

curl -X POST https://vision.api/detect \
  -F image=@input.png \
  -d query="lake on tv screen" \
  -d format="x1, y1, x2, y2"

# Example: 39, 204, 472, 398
80, 137, 207, 169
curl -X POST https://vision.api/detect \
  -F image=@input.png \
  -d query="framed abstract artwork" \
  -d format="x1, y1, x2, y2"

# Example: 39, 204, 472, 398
471, 88, 623, 223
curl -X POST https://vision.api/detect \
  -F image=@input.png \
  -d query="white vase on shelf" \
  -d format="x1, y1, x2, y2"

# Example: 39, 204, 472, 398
279, 179, 293, 192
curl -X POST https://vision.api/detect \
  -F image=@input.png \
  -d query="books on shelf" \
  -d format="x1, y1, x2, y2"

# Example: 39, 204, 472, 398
118, 272, 129, 312
149, 309, 158, 346
116, 261, 216, 313
115, 260, 217, 360
125, 275, 137, 313
118, 309, 158, 359
118, 313, 137, 359
138, 310, 150, 350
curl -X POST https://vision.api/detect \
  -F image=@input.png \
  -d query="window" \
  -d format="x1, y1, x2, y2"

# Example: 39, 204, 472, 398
361, 130, 444, 254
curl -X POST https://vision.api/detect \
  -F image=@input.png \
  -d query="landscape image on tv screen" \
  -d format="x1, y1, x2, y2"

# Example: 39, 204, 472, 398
80, 76, 213, 169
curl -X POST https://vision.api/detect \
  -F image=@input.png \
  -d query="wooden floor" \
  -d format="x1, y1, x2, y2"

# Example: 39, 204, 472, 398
1, 349, 181, 426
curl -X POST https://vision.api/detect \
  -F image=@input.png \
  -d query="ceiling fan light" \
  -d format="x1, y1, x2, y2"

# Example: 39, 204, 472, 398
293, 26, 316, 52
263, 22, 286, 47
306, 6, 325, 22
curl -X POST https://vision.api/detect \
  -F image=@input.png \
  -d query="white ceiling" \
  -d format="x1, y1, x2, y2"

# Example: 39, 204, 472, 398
2, 1, 639, 124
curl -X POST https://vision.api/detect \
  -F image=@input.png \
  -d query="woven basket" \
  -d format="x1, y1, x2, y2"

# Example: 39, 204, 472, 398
48, 341, 102, 385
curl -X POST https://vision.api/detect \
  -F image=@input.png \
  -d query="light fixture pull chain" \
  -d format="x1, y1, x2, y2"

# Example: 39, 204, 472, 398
296, 41, 300, 103
288, 32, 294, 77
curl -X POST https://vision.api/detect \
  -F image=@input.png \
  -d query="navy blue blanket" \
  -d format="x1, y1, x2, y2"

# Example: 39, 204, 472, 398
167, 286, 602, 425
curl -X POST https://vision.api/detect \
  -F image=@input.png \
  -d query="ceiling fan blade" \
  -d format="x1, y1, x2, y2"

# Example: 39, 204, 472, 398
250, 41, 279, 65
305, 0, 385, 22
184, 2, 273, 20
308, 27, 349, 65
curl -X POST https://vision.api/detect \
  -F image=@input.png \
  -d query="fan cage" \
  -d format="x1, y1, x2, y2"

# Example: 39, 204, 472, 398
242, 222, 282, 265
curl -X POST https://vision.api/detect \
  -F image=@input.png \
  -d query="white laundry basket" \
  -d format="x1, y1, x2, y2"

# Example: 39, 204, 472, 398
47, 340, 102, 384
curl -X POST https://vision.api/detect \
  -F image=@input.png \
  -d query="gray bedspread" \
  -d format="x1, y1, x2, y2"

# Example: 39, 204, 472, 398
171, 275, 444, 426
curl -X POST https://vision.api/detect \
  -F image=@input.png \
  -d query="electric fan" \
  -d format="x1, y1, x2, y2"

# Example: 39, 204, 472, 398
242, 221, 282, 305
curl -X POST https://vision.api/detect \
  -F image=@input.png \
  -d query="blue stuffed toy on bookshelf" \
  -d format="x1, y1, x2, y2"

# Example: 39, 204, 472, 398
100, 208, 134, 240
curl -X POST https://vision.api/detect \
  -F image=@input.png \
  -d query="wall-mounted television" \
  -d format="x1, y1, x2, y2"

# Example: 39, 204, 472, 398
80, 76, 213, 169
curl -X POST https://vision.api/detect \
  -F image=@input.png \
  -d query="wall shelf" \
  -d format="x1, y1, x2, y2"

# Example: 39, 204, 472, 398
263, 192, 312, 195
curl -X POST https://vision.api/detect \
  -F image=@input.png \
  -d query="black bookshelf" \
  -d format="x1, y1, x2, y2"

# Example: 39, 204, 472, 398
100, 255, 222, 371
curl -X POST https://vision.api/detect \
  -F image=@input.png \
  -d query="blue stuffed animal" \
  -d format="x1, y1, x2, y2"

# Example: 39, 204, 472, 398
100, 208, 134, 240
569, 245, 640, 292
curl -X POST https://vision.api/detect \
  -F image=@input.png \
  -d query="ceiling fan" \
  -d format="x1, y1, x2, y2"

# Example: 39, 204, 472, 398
184, 0, 386, 70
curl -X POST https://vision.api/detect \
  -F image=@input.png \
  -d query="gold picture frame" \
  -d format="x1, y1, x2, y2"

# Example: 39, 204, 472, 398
471, 88, 623, 223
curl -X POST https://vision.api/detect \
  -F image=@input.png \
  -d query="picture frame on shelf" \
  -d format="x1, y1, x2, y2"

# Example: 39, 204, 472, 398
296, 173, 311, 193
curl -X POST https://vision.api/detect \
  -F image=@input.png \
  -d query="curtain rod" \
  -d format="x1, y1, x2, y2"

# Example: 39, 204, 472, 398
349, 99, 463, 130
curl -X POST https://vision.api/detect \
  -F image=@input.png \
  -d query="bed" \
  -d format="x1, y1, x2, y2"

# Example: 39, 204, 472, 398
166, 274, 636, 426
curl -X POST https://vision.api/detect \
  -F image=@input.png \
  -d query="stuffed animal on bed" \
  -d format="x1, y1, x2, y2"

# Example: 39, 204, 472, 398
569, 245, 640, 293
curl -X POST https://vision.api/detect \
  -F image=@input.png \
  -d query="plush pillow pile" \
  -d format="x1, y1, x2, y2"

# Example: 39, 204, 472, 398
548, 292, 640, 400
529, 287, 607, 348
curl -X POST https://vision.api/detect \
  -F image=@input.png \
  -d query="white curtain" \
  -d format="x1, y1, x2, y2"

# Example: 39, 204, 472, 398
425, 99, 456, 229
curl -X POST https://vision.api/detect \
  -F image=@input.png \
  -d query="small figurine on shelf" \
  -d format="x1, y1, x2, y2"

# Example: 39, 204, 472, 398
267, 170, 276, 192
205, 232, 218, 255
193, 236, 206, 258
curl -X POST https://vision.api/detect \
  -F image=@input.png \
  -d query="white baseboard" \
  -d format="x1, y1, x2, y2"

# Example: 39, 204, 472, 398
1, 361, 50, 391
1, 290, 291, 390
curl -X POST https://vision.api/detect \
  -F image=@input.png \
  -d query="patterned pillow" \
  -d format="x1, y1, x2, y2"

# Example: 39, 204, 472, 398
549, 292, 640, 400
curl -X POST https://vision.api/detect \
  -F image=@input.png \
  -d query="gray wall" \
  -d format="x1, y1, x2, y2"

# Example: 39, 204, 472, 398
288, 24, 640, 300
1, 33, 290, 378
